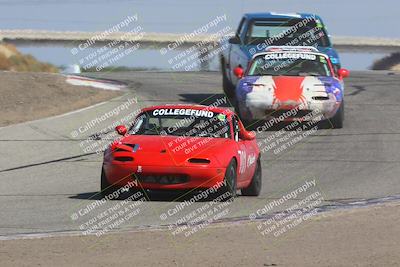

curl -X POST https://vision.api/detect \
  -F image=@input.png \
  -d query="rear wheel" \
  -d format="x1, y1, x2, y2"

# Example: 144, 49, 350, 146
330, 101, 344, 129
241, 158, 262, 196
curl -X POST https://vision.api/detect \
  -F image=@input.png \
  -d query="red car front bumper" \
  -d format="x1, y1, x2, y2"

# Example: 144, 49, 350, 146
103, 162, 226, 190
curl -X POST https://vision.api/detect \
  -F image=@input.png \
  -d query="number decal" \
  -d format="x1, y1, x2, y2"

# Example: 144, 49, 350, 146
238, 150, 247, 174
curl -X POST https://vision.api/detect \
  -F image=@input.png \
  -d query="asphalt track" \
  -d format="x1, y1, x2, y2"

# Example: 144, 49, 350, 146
1, 70, 400, 238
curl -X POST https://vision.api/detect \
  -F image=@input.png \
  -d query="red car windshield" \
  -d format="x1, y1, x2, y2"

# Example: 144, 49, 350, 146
129, 108, 232, 138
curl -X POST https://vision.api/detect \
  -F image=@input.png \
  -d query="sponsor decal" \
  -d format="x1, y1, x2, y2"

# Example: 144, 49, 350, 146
238, 152, 256, 174
152, 109, 214, 118
137, 166, 142, 173
264, 53, 317, 61
217, 113, 226, 121
132, 144, 140, 152
238, 150, 247, 174
315, 19, 324, 29
247, 154, 256, 167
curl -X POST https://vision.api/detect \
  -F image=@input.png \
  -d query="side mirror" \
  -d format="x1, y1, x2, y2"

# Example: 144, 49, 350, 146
338, 68, 349, 79
240, 130, 256, 141
228, 35, 241, 44
115, 125, 127, 136
233, 66, 244, 79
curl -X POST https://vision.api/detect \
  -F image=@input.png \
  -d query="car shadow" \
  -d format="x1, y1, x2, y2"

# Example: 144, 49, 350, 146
69, 190, 220, 202
246, 119, 332, 132
178, 93, 234, 107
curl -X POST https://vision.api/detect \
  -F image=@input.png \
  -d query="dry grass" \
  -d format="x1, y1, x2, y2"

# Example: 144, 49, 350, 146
0, 53, 11, 70
0, 42, 58, 73
0, 71, 122, 126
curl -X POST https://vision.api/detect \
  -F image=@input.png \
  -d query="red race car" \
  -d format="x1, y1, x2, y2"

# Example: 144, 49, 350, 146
101, 104, 261, 199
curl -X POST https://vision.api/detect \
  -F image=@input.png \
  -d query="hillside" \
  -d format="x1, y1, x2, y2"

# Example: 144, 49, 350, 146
0, 42, 58, 72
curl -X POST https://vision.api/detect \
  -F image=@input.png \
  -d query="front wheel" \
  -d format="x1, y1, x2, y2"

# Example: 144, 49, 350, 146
216, 159, 237, 201
330, 101, 344, 129
221, 58, 235, 98
234, 102, 255, 130
241, 158, 262, 196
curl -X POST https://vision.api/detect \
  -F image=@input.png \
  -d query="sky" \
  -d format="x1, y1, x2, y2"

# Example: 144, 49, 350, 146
0, 0, 398, 38
0, 0, 397, 70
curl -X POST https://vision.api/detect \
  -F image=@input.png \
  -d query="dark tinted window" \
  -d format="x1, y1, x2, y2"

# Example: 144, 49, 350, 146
245, 18, 330, 47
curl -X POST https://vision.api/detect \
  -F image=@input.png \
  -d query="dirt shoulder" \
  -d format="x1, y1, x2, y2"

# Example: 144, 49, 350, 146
1, 203, 399, 267
0, 71, 123, 126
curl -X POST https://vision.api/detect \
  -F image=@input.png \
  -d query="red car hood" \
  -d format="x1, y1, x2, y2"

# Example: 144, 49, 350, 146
113, 135, 231, 166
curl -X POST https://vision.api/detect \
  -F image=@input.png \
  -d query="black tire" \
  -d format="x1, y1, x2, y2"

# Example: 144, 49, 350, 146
238, 113, 257, 130
217, 159, 237, 200
233, 102, 260, 131
330, 100, 344, 129
221, 58, 235, 98
232, 97, 244, 123
241, 158, 262, 196
237, 111, 249, 127
100, 167, 119, 198
234, 103, 253, 129
242, 119, 257, 130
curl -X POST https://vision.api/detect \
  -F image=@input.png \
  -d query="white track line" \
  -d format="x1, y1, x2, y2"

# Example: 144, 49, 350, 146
0, 94, 126, 130
65, 75, 127, 91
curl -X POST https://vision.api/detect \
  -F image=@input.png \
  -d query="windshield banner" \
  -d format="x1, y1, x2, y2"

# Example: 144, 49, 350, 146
264, 53, 317, 60
152, 109, 214, 118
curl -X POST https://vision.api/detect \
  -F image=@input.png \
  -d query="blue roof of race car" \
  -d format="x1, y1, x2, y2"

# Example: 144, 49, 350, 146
243, 12, 321, 20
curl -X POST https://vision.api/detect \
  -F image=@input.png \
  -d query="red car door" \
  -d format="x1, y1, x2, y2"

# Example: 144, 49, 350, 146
232, 116, 257, 184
